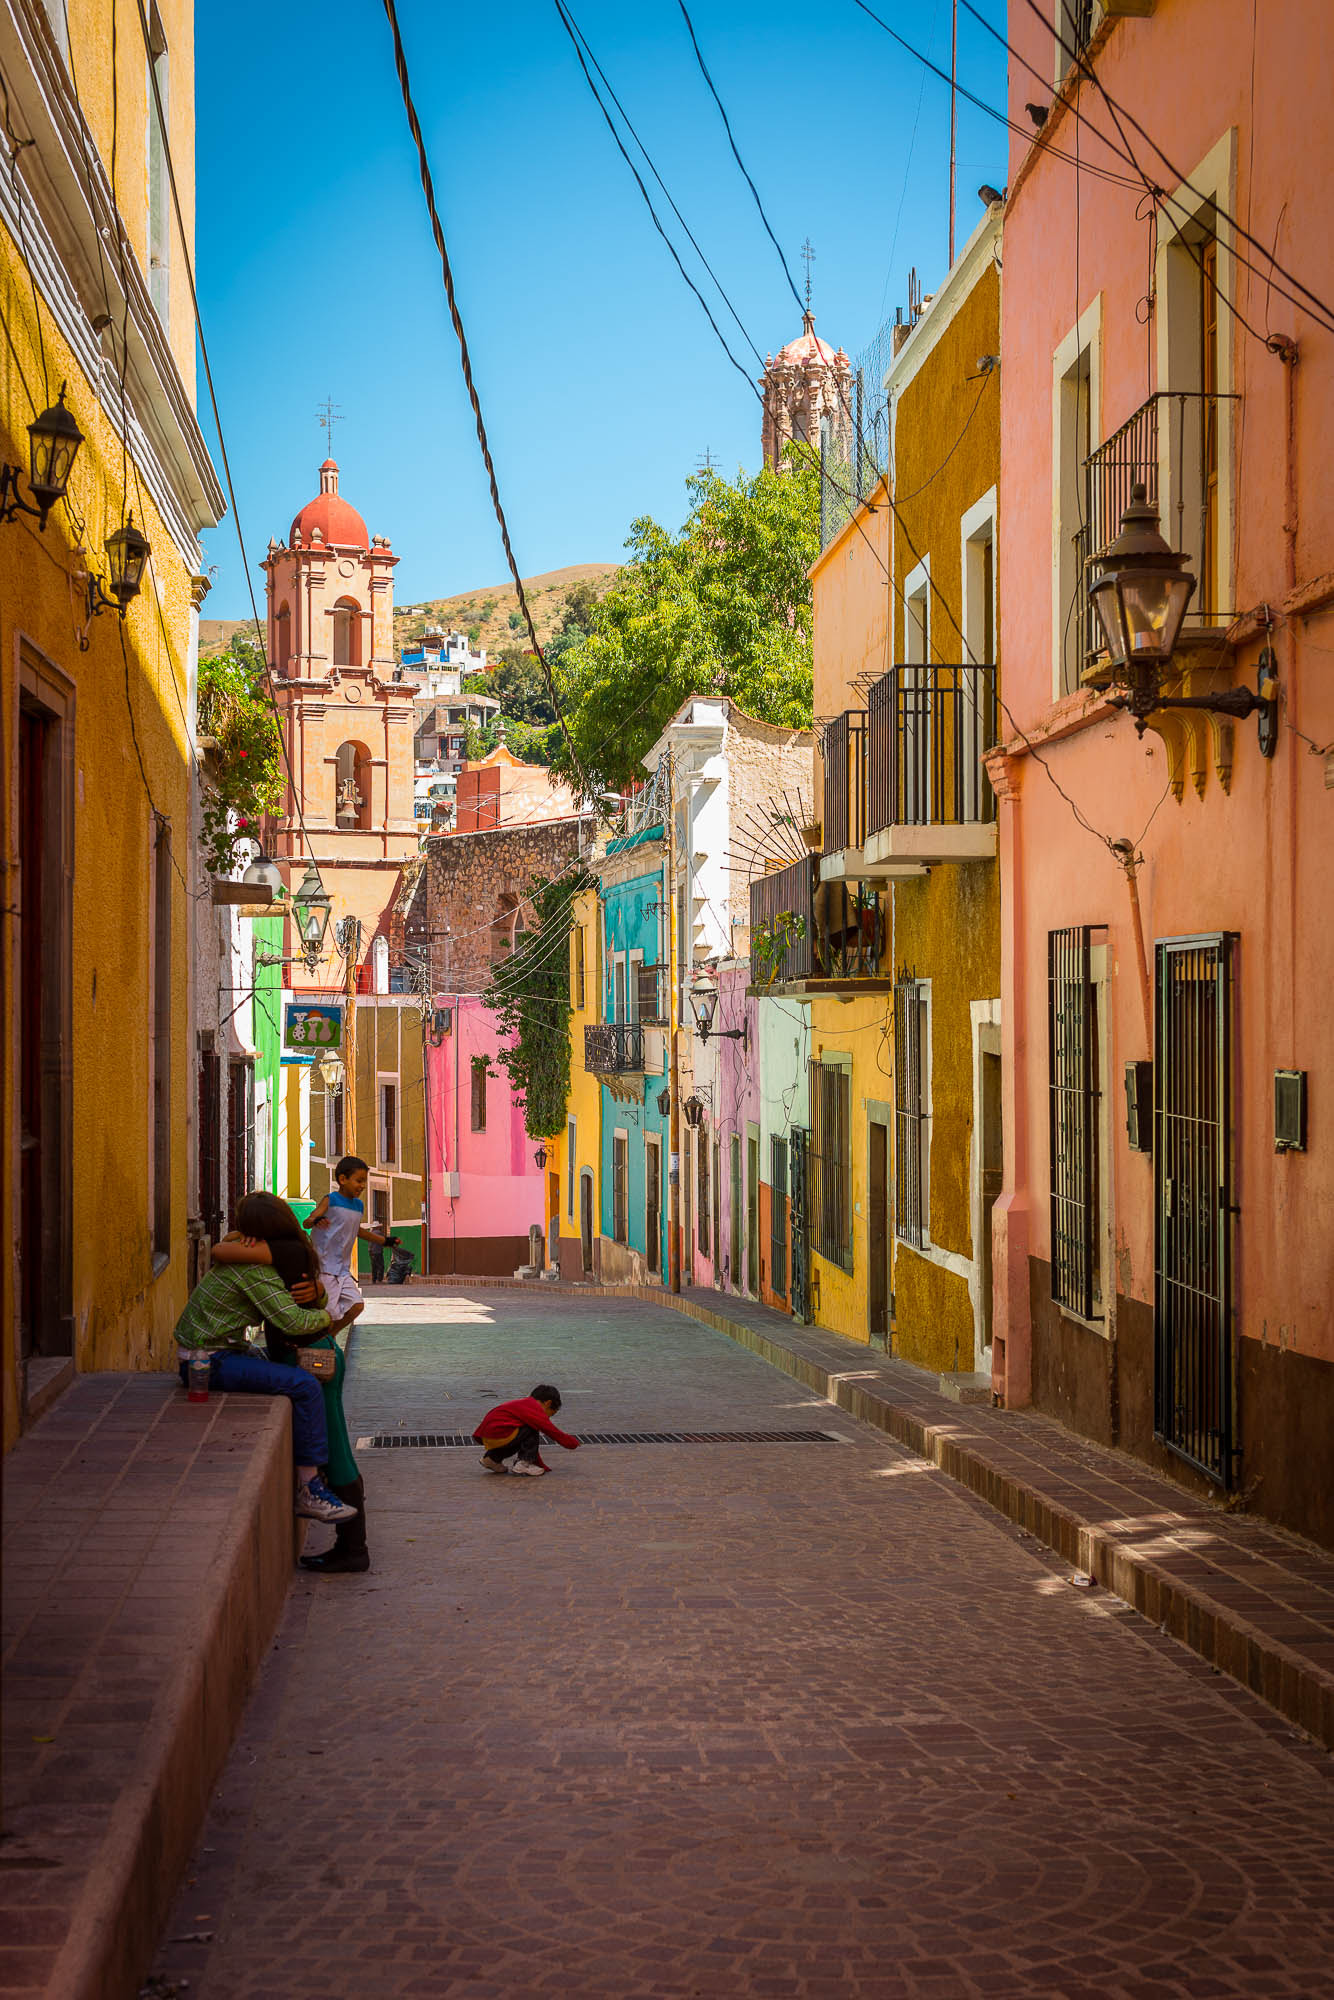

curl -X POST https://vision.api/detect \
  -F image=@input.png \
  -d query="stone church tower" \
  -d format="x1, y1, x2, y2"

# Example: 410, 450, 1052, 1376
761, 313, 853, 472
262, 459, 418, 992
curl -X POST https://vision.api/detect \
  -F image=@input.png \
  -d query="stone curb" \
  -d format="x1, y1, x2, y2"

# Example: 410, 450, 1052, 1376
407, 1275, 1334, 1750
45, 1401, 298, 2000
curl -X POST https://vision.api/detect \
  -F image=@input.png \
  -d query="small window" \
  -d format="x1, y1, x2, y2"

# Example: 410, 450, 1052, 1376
894, 982, 930, 1248
470, 1056, 488, 1133
1049, 927, 1103, 1317
612, 1134, 628, 1244
811, 1058, 852, 1269
378, 1082, 397, 1167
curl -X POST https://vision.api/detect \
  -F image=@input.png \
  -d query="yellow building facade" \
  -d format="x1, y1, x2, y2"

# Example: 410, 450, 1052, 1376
558, 882, 602, 1279
884, 214, 1002, 1377
1, 0, 222, 1442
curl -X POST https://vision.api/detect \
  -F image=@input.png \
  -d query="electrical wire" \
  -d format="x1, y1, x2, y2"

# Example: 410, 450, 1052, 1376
380, 0, 595, 803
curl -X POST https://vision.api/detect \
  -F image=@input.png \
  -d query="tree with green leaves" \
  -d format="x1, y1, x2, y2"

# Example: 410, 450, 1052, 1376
197, 632, 284, 876
548, 455, 818, 794
484, 871, 590, 1138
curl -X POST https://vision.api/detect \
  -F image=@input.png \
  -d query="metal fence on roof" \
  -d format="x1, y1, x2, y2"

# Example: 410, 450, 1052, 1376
819, 318, 894, 553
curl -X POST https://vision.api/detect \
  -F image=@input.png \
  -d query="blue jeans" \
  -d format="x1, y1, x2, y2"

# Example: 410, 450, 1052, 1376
179, 1351, 329, 1467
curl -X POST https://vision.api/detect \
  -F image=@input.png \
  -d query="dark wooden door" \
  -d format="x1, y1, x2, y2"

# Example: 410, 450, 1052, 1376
868, 1119, 889, 1348
645, 1143, 661, 1275
580, 1172, 594, 1273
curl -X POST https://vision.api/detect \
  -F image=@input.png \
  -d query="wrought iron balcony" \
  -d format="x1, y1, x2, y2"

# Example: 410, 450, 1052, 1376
584, 1022, 646, 1076
821, 708, 866, 862
864, 665, 998, 865
1078, 390, 1236, 680
750, 855, 816, 985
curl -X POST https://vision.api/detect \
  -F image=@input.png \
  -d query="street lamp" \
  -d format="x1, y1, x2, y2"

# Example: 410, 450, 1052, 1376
87, 513, 151, 622
293, 861, 332, 969
534, 1142, 548, 1170
1092, 483, 1276, 747
0, 385, 84, 529
689, 982, 747, 1046
241, 851, 285, 899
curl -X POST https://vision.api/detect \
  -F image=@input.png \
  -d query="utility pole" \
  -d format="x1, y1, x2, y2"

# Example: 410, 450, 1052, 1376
948, 0, 958, 268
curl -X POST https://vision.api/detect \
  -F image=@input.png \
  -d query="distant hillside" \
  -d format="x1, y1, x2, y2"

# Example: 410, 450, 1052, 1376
199, 561, 618, 664
394, 562, 618, 658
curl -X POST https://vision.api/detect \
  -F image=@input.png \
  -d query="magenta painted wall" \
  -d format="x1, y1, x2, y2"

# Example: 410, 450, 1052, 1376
994, 1, 1334, 1402
426, 995, 546, 1253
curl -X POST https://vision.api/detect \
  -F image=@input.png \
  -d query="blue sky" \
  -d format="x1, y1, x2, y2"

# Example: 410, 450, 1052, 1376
195, 0, 1007, 618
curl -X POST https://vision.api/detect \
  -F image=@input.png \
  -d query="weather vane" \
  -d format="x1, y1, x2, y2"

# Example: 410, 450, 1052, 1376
317, 396, 342, 454
800, 238, 816, 312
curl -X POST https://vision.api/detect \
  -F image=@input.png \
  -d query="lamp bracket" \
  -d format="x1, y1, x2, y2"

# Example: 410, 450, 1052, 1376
0, 462, 51, 529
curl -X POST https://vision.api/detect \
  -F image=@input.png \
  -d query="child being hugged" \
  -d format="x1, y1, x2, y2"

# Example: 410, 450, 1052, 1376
307, 1155, 390, 1319
175, 1198, 362, 1525
213, 1192, 370, 1574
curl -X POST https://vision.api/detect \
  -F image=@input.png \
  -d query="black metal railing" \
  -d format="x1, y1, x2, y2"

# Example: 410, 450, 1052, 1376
1078, 390, 1236, 672
866, 666, 998, 836
822, 709, 866, 856
584, 1023, 646, 1075
749, 856, 816, 985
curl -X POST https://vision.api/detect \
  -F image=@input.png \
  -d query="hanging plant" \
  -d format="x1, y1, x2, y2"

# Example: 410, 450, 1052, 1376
197, 634, 284, 877
484, 870, 590, 1139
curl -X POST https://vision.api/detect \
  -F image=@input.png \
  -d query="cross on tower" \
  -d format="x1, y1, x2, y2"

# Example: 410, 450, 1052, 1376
317, 396, 342, 455
800, 238, 816, 312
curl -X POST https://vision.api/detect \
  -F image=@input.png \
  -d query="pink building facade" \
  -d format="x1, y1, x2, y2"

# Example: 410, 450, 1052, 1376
426, 996, 546, 1276
991, 1, 1334, 1544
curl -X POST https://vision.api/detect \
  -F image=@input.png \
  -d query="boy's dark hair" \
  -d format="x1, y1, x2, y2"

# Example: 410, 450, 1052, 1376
530, 1383, 561, 1411
333, 1155, 369, 1182
233, 1192, 318, 1283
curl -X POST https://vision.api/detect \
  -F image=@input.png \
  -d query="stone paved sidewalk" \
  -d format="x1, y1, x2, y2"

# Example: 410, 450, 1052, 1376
1, 1374, 296, 2000
150, 1291, 1334, 2000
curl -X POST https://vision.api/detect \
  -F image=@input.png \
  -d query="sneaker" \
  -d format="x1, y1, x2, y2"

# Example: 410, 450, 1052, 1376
508, 1461, 548, 1478
480, 1454, 509, 1474
295, 1478, 358, 1523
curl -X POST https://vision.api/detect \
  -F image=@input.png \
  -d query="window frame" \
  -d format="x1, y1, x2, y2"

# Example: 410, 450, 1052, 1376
810, 1054, 853, 1272
611, 1129, 629, 1245
1052, 298, 1103, 700
470, 1054, 488, 1134
378, 1077, 398, 1168
567, 1118, 576, 1218
1047, 925, 1107, 1321
769, 1134, 789, 1297
894, 980, 931, 1250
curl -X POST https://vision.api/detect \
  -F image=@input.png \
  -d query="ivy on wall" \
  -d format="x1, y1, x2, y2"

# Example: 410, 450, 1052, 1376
197, 634, 284, 876
485, 870, 590, 1139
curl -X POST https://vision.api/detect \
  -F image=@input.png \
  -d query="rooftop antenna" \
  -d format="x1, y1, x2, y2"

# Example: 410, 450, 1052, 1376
800, 237, 816, 314
697, 448, 717, 473
317, 395, 343, 456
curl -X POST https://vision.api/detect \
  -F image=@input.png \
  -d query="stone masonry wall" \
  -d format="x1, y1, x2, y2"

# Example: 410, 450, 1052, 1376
424, 817, 593, 997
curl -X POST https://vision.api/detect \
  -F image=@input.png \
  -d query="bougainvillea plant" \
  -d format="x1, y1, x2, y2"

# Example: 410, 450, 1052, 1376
197, 634, 284, 877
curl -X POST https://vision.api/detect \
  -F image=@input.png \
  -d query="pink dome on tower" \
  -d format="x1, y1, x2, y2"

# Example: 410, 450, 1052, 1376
774, 312, 841, 367
289, 459, 369, 549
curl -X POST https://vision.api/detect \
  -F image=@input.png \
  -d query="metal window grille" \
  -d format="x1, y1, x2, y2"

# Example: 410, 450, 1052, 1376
612, 1135, 628, 1245
894, 982, 926, 1247
770, 1136, 789, 1296
810, 1061, 852, 1269
697, 1135, 710, 1253
1048, 927, 1102, 1318
1154, 935, 1234, 1485
470, 1056, 488, 1133
637, 962, 664, 1023
729, 1136, 742, 1286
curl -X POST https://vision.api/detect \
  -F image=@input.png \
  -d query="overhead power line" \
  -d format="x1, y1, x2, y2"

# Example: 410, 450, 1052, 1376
380, 0, 595, 803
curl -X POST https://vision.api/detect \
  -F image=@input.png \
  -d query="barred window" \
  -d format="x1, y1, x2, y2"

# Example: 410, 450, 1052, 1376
697, 1133, 710, 1253
637, 962, 662, 1023
612, 1134, 628, 1244
1048, 926, 1103, 1317
770, 1135, 788, 1296
470, 1055, 488, 1133
895, 981, 929, 1246
811, 1059, 852, 1269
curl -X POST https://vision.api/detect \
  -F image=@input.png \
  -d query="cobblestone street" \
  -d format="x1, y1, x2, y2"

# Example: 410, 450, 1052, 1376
151, 1293, 1334, 2000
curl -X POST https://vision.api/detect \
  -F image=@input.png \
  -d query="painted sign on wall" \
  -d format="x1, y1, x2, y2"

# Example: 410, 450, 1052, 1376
283, 1002, 343, 1055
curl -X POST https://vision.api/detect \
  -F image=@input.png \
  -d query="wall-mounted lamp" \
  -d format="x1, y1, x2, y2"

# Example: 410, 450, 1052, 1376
86, 513, 151, 623
293, 861, 333, 970
0, 385, 84, 529
534, 1142, 548, 1170
689, 982, 747, 1047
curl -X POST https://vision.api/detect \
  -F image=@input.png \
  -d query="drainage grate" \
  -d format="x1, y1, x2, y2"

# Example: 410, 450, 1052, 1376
357, 1428, 843, 1450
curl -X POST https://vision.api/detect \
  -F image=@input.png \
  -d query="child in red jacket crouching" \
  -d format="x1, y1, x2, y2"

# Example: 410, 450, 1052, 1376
475, 1385, 580, 1478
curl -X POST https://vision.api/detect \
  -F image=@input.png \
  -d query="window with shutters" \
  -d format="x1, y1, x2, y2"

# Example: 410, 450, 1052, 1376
612, 1133, 628, 1244
1048, 926, 1104, 1318
894, 981, 930, 1247
810, 1058, 852, 1270
470, 1055, 488, 1133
